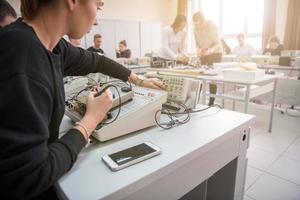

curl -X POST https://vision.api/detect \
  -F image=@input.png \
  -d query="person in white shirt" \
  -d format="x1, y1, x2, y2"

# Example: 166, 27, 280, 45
233, 33, 255, 57
158, 15, 189, 63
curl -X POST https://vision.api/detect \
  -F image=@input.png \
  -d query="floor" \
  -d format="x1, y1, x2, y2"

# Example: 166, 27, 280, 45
224, 102, 300, 200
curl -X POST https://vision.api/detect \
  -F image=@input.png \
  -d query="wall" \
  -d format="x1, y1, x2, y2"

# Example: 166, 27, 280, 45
275, 0, 289, 42
8, 0, 177, 26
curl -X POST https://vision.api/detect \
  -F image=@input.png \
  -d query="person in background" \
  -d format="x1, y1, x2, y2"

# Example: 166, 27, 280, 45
233, 33, 255, 57
263, 35, 284, 56
221, 38, 231, 55
87, 33, 105, 55
0, 0, 17, 27
193, 11, 222, 106
116, 40, 131, 58
0, 0, 163, 199
158, 14, 189, 64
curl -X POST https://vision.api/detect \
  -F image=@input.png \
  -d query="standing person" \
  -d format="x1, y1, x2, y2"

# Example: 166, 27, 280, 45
116, 40, 131, 58
193, 11, 222, 106
87, 33, 105, 55
158, 14, 189, 63
263, 35, 284, 56
0, 0, 163, 199
0, 0, 17, 27
233, 33, 255, 57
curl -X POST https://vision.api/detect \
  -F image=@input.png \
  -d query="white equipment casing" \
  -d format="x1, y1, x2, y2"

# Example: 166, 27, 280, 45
66, 86, 167, 142
222, 68, 265, 80
93, 87, 167, 141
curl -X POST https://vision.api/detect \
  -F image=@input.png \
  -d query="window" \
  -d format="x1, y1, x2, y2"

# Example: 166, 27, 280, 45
187, 0, 264, 51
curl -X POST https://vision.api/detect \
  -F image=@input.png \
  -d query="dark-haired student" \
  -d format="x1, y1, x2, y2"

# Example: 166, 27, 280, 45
0, 0, 163, 199
116, 40, 131, 58
0, 0, 17, 27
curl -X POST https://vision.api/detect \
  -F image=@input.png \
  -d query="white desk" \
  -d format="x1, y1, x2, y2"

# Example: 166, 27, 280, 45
199, 73, 283, 132
258, 65, 300, 78
146, 69, 282, 132
57, 107, 254, 200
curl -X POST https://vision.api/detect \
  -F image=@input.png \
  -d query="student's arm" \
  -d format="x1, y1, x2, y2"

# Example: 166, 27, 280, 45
160, 27, 177, 60
208, 22, 222, 54
0, 74, 87, 199
59, 39, 131, 81
179, 31, 187, 55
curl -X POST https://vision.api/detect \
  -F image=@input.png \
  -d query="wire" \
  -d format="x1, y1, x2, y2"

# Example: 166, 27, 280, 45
285, 107, 300, 118
100, 85, 122, 125
155, 103, 222, 130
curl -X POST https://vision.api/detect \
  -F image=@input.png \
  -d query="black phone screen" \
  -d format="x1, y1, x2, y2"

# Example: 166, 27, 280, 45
109, 143, 156, 166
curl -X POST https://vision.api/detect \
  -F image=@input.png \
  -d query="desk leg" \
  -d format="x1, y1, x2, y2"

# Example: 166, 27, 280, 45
269, 79, 278, 133
222, 83, 225, 108
232, 84, 236, 111
244, 85, 250, 113
202, 80, 207, 105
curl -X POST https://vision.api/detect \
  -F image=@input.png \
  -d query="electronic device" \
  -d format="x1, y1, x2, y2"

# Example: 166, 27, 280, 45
150, 57, 176, 68
145, 73, 201, 111
221, 55, 237, 62
281, 50, 300, 58
102, 142, 161, 171
65, 84, 167, 141
64, 77, 89, 97
279, 56, 292, 66
251, 55, 270, 66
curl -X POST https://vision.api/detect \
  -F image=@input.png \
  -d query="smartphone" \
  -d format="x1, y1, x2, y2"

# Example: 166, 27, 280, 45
102, 142, 161, 171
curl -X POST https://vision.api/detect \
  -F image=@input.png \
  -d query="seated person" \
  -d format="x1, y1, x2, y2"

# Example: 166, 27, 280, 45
87, 34, 105, 55
116, 40, 131, 58
233, 33, 255, 57
157, 14, 189, 64
221, 38, 231, 55
0, 0, 17, 28
263, 35, 284, 56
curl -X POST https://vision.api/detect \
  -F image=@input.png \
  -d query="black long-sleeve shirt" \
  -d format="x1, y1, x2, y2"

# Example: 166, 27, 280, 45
0, 18, 131, 199
116, 49, 131, 58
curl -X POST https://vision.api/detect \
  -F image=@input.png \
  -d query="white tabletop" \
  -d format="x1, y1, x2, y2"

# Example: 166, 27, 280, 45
58, 107, 254, 200
147, 69, 283, 85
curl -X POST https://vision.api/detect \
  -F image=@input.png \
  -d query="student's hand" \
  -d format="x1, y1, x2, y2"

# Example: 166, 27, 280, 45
177, 55, 190, 64
80, 89, 113, 136
140, 78, 165, 90
201, 48, 209, 56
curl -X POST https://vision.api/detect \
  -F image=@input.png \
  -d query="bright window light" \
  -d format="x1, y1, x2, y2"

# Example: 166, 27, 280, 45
187, 0, 264, 50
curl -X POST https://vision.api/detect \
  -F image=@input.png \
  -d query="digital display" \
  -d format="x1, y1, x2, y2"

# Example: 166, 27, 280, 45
109, 143, 156, 166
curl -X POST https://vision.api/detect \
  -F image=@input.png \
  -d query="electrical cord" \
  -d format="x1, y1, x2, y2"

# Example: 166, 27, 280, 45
155, 103, 222, 130
99, 85, 122, 125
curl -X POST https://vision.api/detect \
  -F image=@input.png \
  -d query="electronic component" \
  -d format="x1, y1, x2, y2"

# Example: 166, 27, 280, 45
65, 85, 167, 141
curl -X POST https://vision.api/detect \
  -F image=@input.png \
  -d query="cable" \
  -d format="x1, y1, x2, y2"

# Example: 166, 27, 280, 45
100, 85, 122, 125
155, 103, 222, 130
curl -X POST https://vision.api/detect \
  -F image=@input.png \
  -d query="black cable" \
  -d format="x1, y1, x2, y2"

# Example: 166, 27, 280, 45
100, 85, 122, 125
155, 103, 222, 130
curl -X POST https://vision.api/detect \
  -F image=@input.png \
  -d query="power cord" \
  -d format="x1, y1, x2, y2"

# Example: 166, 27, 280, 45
155, 103, 222, 130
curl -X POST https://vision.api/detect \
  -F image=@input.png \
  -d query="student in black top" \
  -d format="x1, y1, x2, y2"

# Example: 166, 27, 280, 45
116, 40, 132, 58
87, 33, 105, 54
263, 35, 284, 56
0, 0, 163, 199
0, 0, 17, 27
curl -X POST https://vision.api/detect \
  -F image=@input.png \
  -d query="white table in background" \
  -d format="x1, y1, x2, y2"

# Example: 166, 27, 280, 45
57, 107, 254, 200
199, 73, 283, 132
